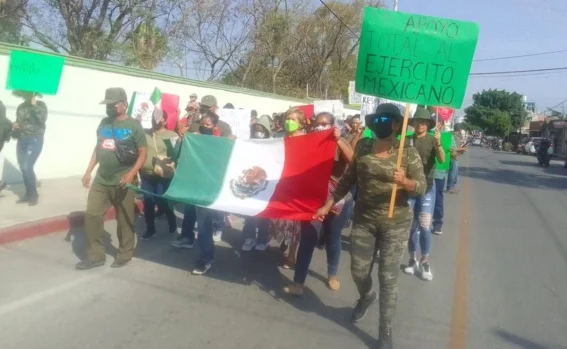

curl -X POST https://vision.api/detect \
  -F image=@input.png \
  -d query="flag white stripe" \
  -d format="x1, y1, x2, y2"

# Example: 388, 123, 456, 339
206, 138, 285, 216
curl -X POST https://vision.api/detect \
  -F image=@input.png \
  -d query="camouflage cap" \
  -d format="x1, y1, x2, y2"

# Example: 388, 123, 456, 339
99, 87, 128, 105
200, 95, 217, 108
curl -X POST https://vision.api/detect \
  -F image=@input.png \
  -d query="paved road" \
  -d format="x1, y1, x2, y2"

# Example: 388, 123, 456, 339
1, 148, 566, 349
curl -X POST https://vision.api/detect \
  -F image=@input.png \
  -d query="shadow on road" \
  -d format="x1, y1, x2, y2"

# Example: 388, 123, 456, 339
462, 166, 566, 190
493, 329, 561, 349
62, 212, 376, 348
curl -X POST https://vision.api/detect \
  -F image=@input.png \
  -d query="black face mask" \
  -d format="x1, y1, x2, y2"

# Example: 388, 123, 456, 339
199, 126, 214, 135
106, 105, 119, 118
372, 126, 393, 139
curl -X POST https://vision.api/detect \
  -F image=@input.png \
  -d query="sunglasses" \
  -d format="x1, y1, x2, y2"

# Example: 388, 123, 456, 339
371, 115, 393, 124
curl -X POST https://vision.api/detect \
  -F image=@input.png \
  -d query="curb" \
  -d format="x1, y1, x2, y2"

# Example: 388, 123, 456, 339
0, 200, 144, 245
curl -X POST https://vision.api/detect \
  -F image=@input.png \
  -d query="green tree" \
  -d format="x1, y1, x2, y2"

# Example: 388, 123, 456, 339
0, 0, 26, 44
465, 89, 527, 133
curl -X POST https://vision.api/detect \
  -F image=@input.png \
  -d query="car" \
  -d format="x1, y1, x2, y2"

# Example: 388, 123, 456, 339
472, 137, 482, 146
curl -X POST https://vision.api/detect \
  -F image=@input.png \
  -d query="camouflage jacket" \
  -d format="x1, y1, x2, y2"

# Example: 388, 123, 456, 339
15, 101, 48, 136
333, 138, 426, 223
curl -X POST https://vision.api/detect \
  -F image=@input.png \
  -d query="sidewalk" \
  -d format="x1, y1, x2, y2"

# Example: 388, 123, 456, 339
0, 176, 142, 244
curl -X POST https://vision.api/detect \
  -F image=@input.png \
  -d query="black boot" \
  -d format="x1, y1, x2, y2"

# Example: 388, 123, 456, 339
378, 328, 393, 349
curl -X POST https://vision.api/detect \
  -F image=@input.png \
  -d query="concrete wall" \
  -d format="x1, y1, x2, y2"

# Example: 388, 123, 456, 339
0, 44, 358, 183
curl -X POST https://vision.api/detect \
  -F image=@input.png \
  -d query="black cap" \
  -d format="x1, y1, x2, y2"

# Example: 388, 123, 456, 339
365, 103, 403, 126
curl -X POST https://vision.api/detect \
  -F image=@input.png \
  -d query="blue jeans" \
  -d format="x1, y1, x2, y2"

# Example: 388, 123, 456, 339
242, 217, 270, 244
196, 207, 222, 263
447, 160, 459, 191
432, 177, 446, 232
408, 182, 435, 257
181, 205, 197, 242
294, 198, 353, 284
140, 173, 177, 233
16, 134, 44, 197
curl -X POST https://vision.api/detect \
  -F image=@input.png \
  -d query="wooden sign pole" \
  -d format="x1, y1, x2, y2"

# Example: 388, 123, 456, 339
388, 103, 412, 218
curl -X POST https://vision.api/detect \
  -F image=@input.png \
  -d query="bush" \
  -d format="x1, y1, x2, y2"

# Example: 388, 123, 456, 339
503, 142, 512, 151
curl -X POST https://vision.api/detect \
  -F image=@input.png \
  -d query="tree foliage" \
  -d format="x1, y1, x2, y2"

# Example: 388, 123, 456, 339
9, 0, 383, 100
0, 0, 26, 44
464, 89, 528, 136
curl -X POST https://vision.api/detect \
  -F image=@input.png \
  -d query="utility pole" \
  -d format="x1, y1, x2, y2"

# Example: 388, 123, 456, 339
394, 0, 399, 11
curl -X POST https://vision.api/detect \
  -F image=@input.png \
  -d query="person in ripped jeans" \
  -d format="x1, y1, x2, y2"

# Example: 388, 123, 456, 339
403, 108, 445, 281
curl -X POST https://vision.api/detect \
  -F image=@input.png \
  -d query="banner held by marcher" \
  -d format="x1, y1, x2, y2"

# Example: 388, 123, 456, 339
355, 8, 479, 109
6, 50, 65, 95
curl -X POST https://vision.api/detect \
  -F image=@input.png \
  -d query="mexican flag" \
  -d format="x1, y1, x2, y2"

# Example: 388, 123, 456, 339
128, 87, 162, 129
157, 130, 337, 220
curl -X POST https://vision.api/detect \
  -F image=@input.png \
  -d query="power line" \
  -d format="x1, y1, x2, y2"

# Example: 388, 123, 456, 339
474, 49, 567, 62
470, 66, 567, 76
318, 0, 360, 39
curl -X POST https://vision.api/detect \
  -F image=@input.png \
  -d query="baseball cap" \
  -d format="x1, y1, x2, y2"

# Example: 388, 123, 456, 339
99, 87, 128, 105
200, 95, 217, 108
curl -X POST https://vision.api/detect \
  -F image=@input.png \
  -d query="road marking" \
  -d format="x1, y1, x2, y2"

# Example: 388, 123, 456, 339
0, 271, 108, 318
449, 159, 471, 349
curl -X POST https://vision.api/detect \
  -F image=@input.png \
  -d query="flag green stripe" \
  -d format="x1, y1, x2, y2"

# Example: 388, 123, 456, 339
164, 134, 234, 206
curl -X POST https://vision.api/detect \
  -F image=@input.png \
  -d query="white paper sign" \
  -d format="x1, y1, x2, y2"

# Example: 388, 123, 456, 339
360, 95, 417, 125
217, 109, 251, 139
348, 81, 362, 105
314, 100, 344, 119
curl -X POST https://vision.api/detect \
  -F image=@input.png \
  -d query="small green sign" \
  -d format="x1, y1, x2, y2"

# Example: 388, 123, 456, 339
5, 51, 65, 95
355, 8, 479, 109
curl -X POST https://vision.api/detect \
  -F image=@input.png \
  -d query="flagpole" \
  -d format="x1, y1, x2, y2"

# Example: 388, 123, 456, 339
387, 0, 412, 219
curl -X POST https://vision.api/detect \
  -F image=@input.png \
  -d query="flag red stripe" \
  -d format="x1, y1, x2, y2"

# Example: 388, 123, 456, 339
258, 129, 337, 220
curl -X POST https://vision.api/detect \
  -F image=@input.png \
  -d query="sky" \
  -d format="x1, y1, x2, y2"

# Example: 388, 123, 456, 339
382, 0, 567, 116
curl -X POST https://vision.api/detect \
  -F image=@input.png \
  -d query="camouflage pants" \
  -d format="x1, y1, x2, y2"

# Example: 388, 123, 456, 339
350, 219, 411, 331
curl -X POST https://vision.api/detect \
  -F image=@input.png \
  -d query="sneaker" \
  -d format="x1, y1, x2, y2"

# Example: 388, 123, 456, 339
28, 196, 39, 206
140, 231, 156, 240
283, 283, 304, 297
351, 291, 378, 323
327, 276, 340, 291
254, 242, 268, 251
170, 237, 194, 249
432, 230, 443, 235
111, 259, 131, 268
403, 259, 419, 275
242, 238, 256, 251
420, 262, 433, 281
75, 259, 105, 270
192, 260, 212, 275
378, 328, 393, 349
212, 230, 222, 242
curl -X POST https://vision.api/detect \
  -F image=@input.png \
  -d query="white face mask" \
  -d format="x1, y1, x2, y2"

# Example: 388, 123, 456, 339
254, 132, 266, 139
314, 125, 332, 132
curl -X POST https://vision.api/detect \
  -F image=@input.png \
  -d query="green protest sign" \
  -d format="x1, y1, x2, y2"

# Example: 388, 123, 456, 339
355, 8, 479, 109
5, 51, 65, 95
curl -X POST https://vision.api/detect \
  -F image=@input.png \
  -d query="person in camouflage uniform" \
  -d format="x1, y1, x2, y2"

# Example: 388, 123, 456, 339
314, 103, 426, 349
12, 91, 48, 206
